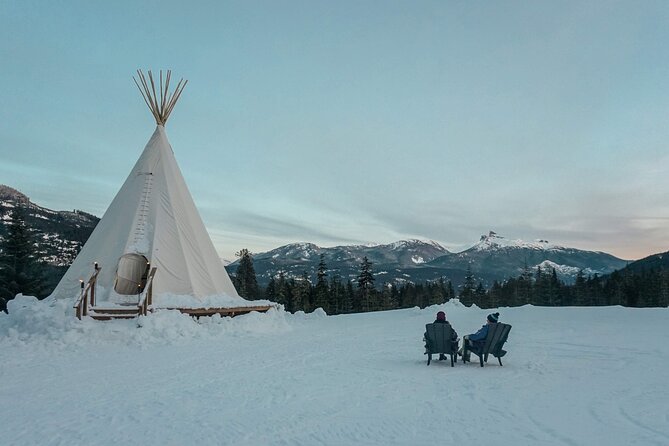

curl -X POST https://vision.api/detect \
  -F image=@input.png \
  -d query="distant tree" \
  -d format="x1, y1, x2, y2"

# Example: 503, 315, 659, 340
343, 280, 355, 314
660, 270, 669, 307
313, 254, 329, 312
275, 271, 291, 309
427, 280, 445, 306
517, 261, 533, 305
357, 256, 375, 312
0, 205, 45, 311
265, 276, 277, 302
459, 264, 476, 306
234, 249, 259, 299
474, 281, 487, 306
291, 272, 312, 312
573, 269, 587, 306
446, 280, 455, 301
328, 274, 343, 314
547, 268, 561, 306
488, 280, 502, 309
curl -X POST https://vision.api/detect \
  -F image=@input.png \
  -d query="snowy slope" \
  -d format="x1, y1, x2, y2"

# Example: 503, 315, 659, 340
1, 297, 668, 445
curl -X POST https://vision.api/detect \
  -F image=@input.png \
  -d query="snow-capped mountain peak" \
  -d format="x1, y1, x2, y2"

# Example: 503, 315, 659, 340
384, 239, 447, 251
274, 242, 321, 260
473, 231, 562, 251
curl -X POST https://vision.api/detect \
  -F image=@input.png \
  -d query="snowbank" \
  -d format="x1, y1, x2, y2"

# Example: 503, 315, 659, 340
0, 294, 291, 350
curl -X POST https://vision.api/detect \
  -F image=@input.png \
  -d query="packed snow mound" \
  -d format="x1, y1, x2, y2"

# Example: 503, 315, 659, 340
0, 294, 291, 349
440, 297, 468, 308
292, 307, 328, 319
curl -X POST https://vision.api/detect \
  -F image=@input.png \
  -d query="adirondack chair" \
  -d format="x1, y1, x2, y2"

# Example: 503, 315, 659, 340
463, 322, 511, 367
424, 323, 457, 367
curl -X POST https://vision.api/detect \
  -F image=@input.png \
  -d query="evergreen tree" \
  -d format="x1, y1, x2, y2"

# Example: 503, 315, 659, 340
459, 264, 476, 306
428, 280, 446, 306
474, 281, 487, 307
446, 280, 455, 301
357, 256, 375, 312
275, 271, 291, 310
380, 283, 390, 310
265, 276, 277, 302
489, 280, 502, 309
573, 269, 587, 306
313, 254, 329, 312
291, 272, 312, 312
0, 205, 44, 311
548, 268, 561, 306
342, 281, 354, 314
604, 270, 624, 306
517, 261, 533, 305
233, 249, 259, 299
390, 282, 400, 309
328, 275, 343, 314
533, 265, 545, 305
660, 270, 669, 307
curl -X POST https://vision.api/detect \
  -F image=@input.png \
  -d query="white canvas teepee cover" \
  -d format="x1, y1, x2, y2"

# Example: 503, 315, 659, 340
52, 125, 244, 305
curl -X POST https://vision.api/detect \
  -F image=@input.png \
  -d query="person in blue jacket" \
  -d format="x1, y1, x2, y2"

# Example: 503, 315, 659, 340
460, 312, 499, 361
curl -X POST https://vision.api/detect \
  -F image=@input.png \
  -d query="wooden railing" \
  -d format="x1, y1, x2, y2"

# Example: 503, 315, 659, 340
137, 267, 157, 316
74, 265, 101, 320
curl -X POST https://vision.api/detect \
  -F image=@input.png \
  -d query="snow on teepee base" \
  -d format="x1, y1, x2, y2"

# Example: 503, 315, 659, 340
52, 70, 272, 320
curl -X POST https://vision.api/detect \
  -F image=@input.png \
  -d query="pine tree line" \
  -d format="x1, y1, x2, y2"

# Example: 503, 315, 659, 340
469, 265, 669, 309
234, 251, 669, 313
235, 252, 459, 314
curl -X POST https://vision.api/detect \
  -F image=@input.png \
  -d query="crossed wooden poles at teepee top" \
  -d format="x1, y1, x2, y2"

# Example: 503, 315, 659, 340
133, 70, 187, 126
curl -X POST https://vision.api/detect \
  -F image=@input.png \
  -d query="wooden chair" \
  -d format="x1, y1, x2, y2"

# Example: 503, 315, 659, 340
424, 323, 457, 367
463, 323, 512, 367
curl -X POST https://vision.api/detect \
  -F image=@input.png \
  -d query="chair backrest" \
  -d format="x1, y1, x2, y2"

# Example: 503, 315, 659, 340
425, 323, 455, 354
481, 323, 512, 356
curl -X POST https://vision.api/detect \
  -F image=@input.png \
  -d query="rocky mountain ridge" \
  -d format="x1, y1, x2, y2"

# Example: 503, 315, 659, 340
0, 185, 99, 268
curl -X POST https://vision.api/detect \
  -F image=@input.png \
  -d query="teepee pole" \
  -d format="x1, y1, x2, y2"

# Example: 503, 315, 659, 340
133, 69, 187, 126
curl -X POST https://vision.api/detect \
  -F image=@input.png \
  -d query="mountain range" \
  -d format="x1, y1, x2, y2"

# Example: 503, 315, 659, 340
228, 231, 630, 288
0, 184, 634, 292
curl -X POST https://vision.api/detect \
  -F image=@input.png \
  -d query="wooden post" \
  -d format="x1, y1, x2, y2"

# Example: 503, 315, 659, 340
147, 267, 157, 308
91, 263, 99, 307
80, 280, 88, 317
76, 301, 82, 320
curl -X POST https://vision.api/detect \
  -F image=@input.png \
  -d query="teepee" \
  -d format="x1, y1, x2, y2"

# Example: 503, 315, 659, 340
53, 70, 262, 315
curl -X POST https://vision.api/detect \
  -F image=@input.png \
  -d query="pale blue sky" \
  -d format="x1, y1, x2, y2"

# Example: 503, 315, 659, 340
1, 0, 668, 261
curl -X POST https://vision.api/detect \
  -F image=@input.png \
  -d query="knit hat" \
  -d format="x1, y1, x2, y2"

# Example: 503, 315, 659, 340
487, 312, 499, 323
436, 311, 446, 321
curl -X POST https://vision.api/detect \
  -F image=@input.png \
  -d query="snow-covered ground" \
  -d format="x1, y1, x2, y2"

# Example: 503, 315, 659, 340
1, 297, 668, 446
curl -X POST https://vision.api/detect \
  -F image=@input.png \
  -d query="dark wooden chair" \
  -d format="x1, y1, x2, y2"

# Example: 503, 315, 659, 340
424, 323, 457, 367
463, 323, 512, 367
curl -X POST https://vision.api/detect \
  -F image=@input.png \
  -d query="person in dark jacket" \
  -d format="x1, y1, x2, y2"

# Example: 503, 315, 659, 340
424, 311, 459, 360
460, 312, 499, 361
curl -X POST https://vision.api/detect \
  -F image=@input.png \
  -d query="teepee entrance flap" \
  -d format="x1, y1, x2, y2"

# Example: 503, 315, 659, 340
114, 253, 150, 295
